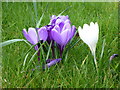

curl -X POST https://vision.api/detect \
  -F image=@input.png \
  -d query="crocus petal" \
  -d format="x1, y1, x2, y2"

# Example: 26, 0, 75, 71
83, 24, 90, 32
55, 19, 62, 25
89, 22, 99, 47
50, 15, 57, 19
59, 22, 64, 32
50, 15, 57, 24
110, 54, 119, 61
90, 22, 95, 29
22, 29, 34, 45
78, 26, 94, 54
94, 22, 99, 42
62, 23, 71, 31
38, 27, 48, 42
53, 25, 61, 33
61, 29, 70, 46
79, 25, 95, 47
51, 29, 62, 45
44, 58, 62, 68
28, 28, 38, 44
59, 15, 69, 21
70, 25, 76, 39
65, 19, 71, 24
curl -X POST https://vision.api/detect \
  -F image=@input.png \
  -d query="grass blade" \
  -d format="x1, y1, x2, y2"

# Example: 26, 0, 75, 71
22, 52, 30, 70
81, 55, 88, 67
28, 49, 39, 64
36, 3, 48, 28
27, 43, 44, 65
22, 43, 41, 70
0, 39, 31, 47
70, 38, 81, 49
58, 6, 72, 16
45, 41, 52, 60
100, 39, 106, 59
33, 1, 38, 24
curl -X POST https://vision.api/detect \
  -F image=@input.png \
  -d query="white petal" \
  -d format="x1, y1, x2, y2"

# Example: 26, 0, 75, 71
83, 24, 90, 31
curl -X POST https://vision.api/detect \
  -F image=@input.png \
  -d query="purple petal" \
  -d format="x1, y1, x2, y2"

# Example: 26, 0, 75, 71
62, 23, 71, 31
55, 19, 62, 25
59, 22, 64, 32
50, 19, 57, 25
54, 25, 60, 33
38, 27, 48, 42
45, 58, 62, 68
50, 15, 57, 19
65, 19, 71, 24
61, 29, 70, 46
59, 15, 69, 21
22, 29, 35, 45
70, 25, 76, 39
50, 15, 57, 24
51, 29, 62, 45
28, 28, 38, 44
110, 54, 119, 61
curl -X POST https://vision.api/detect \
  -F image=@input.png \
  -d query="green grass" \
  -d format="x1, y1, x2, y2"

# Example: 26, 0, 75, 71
2, 2, 119, 88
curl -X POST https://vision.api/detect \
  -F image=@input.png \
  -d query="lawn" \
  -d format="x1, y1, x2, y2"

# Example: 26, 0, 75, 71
1, 2, 119, 88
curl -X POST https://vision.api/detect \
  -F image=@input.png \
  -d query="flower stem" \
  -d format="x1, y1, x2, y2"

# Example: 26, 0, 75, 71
37, 50, 40, 61
60, 47, 63, 58
51, 41, 55, 58
37, 43, 40, 62
93, 52, 98, 73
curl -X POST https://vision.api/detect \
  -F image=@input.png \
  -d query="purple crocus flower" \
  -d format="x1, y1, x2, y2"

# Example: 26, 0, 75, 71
22, 27, 48, 50
50, 15, 76, 57
110, 54, 119, 61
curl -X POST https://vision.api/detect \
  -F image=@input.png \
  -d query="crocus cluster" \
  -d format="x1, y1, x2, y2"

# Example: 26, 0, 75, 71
22, 15, 76, 68
23, 14, 100, 71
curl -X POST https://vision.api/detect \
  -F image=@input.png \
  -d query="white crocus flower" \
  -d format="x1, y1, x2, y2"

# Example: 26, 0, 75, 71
78, 22, 99, 69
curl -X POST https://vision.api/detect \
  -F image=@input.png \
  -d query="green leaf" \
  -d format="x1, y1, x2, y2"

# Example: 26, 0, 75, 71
0, 39, 31, 47
22, 52, 30, 70
22, 43, 40, 70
